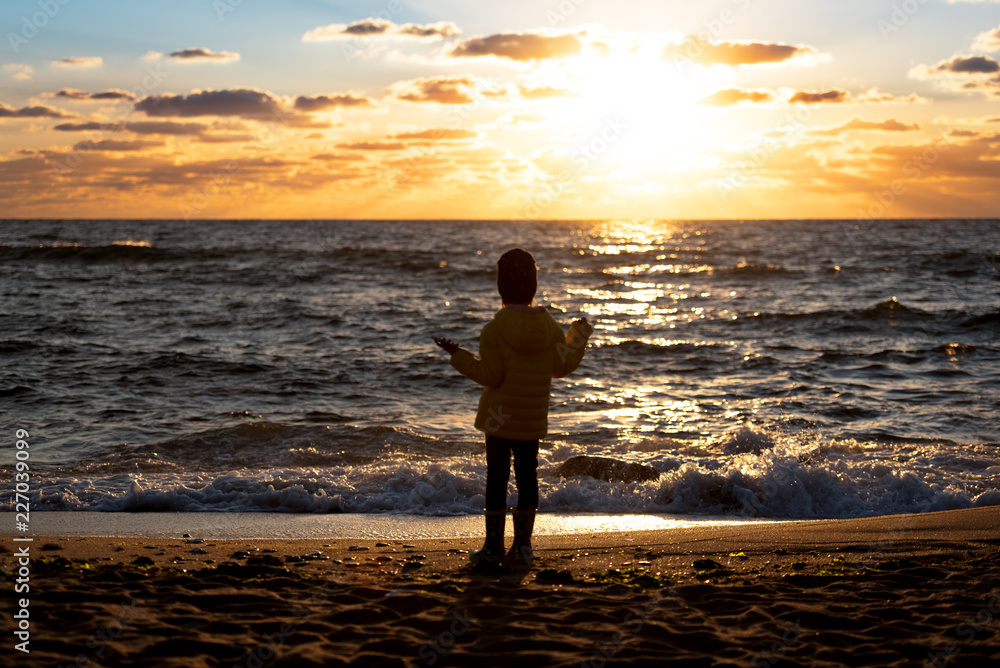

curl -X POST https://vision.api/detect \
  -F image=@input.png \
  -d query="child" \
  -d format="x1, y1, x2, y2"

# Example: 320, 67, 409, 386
434, 248, 593, 566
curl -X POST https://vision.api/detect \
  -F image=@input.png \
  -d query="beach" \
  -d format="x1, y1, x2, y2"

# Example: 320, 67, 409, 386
4, 506, 999, 667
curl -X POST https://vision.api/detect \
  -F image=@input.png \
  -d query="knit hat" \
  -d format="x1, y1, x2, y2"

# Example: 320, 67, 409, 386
497, 248, 537, 305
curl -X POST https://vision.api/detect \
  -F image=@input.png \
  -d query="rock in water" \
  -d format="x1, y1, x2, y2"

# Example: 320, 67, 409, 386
553, 455, 660, 483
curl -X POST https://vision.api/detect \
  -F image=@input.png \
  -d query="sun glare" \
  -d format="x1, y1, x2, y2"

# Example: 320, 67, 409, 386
563, 47, 730, 173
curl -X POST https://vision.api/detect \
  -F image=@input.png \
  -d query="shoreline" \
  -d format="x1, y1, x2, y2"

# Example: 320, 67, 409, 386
3, 506, 999, 667
0, 510, 780, 541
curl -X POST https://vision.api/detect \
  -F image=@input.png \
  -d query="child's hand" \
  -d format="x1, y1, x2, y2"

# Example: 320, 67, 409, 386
434, 337, 460, 355
573, 317, 594, 336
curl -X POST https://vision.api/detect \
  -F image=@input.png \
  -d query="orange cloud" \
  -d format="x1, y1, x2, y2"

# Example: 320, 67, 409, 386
662, 39, 817, 66
73, 139, 165, 151
518, 85, 578, 99
391, 129, 477, 140
335, 141, 406, 150
809, 118, 921, 136
450, 31, 582, 61
789, 89, 848, 104
698, 88, 776, 106
390, 76, 479, 104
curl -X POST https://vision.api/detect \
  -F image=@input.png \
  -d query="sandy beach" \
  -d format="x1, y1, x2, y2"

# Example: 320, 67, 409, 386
3, 507, 999, 667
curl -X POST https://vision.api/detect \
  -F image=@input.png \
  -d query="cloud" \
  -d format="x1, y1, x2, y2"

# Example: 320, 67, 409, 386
134, 88, 287, 121
390, 76, 484, 104
913, 52, 1000, 97
335, 141, 407, 151
931, 55, 1000, 74
810, 118, 921, 136
391, 129, 477, 140
55, 120, 205, 135
785, 88, 924, 105
0, 103, 72, 119
125, 121, 208, 135
4, 64, 33, 81
303, 18, 459, 42
788, 89, 849, 104
54, 88, 136, 101
168, 48, 240, 62
518, 85, 579, 99
312, 153, 367, 161
973, 25, 1000, 51
52, 56, 103, 68
662, 39, 818, 66
195, 134, 257, 144
450, 31, 583, 61
698, 88, 776, 106
293, 93, 374, 112
73, 139, 164, 152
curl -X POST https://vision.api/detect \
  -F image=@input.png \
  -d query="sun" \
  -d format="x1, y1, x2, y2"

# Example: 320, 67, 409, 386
556, 44, 732, 173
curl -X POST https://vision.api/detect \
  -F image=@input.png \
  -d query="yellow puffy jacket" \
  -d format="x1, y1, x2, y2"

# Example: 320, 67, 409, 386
450, 306, 591, 441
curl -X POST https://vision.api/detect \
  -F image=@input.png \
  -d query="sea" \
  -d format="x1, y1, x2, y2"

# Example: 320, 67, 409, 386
2, 218, 999, 530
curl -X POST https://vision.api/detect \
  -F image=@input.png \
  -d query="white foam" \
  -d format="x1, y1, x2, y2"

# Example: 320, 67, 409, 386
5, 428, 998, 520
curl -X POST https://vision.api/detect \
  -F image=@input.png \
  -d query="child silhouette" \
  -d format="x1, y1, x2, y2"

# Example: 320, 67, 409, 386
435, 248, 593, 566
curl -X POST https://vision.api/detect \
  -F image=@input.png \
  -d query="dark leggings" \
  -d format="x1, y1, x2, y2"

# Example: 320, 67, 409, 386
484, 435, 539, 511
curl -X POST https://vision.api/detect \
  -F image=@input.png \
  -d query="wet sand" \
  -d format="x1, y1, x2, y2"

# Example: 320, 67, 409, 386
2, 506, 999, 667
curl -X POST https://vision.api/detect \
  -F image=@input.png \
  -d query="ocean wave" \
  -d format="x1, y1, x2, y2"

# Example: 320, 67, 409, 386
7, 428, 998, 519
0, 241, 164, 263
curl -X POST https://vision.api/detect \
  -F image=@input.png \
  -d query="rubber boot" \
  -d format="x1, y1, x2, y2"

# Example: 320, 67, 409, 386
506, 507, 536, 567
469, 508, 505, 563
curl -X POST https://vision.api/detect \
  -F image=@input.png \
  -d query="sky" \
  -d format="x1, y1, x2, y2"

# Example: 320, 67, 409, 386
1, 0, 1000, 220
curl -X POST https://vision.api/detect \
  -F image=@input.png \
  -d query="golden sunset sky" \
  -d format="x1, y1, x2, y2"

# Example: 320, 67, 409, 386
1, 0, 999, 220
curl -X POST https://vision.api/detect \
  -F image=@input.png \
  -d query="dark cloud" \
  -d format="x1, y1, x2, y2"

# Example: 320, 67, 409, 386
663, 39, 814, 66
293, 94, 374, 112
73, 139, 164, 152
789, 89, 848, 104
810, 118, 921, 136
54, 88, 89, 100
168, 48, 240, 62
932, 55, 1000, 74
392, 129, 477, 140
134, 88, 286, 121
397, 22, 460, 38
0, 103, 72, 118
55, 121, 207, 136
335, 141, 406, 150
450, 32, 582, 61
55, 88, 136, 102
54, 122, 110, 131
698, 88, 776, 106
342, 18, 393, 35
92, 89, 136, 101
125, 121, 208, 135
303, 19, 459, 41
